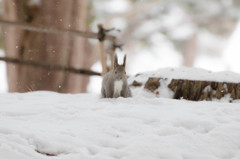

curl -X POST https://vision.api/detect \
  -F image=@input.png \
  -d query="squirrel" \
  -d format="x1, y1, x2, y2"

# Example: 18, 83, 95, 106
101, 55, 131, 98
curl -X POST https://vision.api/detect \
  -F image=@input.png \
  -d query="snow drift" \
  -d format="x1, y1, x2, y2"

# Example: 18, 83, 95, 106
0, 91, 240, 159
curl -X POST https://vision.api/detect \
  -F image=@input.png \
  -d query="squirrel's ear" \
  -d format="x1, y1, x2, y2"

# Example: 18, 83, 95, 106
114, 54, 118, 69
123, 55, 126, 67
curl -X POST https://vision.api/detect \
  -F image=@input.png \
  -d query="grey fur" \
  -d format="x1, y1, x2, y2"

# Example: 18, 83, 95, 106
101, 55, 131, 98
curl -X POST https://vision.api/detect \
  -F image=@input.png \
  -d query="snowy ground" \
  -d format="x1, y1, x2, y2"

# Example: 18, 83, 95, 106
0, 92, 240, 159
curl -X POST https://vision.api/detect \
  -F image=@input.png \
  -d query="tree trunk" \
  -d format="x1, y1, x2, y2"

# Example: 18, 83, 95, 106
182, 33, 198, 67
2, 0, 93, 93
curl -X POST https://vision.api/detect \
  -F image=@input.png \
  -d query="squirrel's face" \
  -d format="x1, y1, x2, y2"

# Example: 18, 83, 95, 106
114, 66, 126, 80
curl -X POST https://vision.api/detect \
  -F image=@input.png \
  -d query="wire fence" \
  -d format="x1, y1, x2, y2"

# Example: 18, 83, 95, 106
0, 19, 117, 76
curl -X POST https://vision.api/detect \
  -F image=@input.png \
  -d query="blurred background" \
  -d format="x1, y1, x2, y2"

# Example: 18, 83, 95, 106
0, 0, 240, 93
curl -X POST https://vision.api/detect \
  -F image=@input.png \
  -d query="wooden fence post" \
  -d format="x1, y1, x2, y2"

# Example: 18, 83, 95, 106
97, 24, 107, 76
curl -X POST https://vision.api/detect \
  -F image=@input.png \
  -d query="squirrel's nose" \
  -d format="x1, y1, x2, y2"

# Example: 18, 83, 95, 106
120, 77, 122, 80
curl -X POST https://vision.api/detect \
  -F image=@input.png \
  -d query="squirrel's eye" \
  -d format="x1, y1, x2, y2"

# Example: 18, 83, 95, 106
125, 72, 126, 74
115, 71, 117, 74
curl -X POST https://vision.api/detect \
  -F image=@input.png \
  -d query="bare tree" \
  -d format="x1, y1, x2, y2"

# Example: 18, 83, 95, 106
2, 0, 94, 93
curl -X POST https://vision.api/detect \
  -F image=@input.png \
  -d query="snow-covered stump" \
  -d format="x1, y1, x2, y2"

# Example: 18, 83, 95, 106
129, 68, 240, 102
144, 78, 240, 102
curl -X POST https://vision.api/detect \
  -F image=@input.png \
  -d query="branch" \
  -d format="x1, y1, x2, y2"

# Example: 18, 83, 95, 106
0, 19, 116, 41
0, 57, 101, 76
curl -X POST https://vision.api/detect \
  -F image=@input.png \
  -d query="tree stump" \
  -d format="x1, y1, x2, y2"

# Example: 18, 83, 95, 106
133, 77, 240, 101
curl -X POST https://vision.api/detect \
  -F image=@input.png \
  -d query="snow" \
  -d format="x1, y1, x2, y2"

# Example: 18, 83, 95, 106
129, 67, 240, 83
127, 67, 240, 101
0, 92, 240, 159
